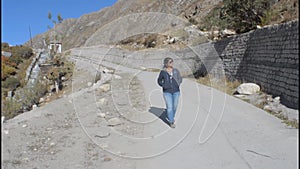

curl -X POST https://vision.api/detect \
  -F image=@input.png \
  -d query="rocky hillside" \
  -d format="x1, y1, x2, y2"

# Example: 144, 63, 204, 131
25, 0, 298, 51
25, 0, 222, 50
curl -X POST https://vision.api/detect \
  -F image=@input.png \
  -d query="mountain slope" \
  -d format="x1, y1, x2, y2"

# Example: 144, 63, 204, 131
26, 0, 221, 50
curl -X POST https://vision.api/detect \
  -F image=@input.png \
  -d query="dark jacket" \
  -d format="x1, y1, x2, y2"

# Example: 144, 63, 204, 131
157, 68, 182, 93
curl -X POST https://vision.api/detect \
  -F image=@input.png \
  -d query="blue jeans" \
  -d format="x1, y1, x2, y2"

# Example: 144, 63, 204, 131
163, 91, 180, 123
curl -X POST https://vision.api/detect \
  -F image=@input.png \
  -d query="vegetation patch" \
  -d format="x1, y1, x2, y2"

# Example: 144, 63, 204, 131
196, 74, 241, 95
198, 0, 298, 40
1, 43, 74, 120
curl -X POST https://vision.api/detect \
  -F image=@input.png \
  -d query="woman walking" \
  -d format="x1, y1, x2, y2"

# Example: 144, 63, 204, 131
157, 57, 182, 128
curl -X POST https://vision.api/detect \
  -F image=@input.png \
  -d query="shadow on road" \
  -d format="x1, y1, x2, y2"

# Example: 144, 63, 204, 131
148, 106, 169, 126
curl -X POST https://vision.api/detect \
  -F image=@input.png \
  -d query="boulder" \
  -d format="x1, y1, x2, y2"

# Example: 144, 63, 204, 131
236, 83, 260, 95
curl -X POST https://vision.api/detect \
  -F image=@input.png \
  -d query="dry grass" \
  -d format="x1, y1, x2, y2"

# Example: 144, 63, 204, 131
262, 0, 299, 25
196, 74, 241, 95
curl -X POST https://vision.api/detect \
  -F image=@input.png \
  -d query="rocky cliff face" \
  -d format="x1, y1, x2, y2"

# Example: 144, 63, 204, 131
25, 0, 221, 50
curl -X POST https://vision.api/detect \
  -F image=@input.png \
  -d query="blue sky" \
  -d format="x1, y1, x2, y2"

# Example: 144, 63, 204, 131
1, 0, 118, 46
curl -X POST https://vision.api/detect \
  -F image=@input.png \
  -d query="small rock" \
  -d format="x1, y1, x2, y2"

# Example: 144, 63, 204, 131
22, 124, 28, 128
39, 98, 45, 103
32, 104, 38, 110
61, 76, 66, 81
212, 30, 219, 35
95, 132, 110, 138
1, 116, 5, 124
3, 130, 9, 134
274, 96, 280, 102
103, 68, 114, 73
113, 75, 122, 79
236, 83, 260, 95
167, 37, 176, 44
263, 105, 272, 111
103, 156, 112, 161
99, 84, 110, 92
233, 94, 247, 98
50, 142, 56, 146
98, 98, 108, 105
222, 29, 236, 35
266, 95, 273, 102
23, 157, 29, 162
108, 117, 122, 126
139, 66, 146, 70
97, 112, 106, 118
87, 82, 93, 87
100, 144, 108, 148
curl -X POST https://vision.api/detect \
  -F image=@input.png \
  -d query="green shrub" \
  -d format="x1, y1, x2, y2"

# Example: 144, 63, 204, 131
1, 42, 10, 49
9, 55, 24, 65
2, 99, 22, 119
220, 0, 271, 33
200, 0, 272, 33
1, 64, 17, 80
188, 18, 198, 25
14, 79, 48, 110
143, 34, 157, 48
2, 77, 20, 90
200, 5, 230, 30
11, 45, 33, 59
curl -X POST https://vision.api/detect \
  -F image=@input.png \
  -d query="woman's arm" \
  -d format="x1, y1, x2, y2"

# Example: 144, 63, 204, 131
157, 71, 164, 87
175, 68, 182, 85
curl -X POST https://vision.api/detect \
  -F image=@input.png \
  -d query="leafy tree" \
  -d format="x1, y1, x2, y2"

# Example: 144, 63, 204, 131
220, 0, 271, 33
1, 42, 10, 49
48, 11, 52, 20
57, 13, 63, 23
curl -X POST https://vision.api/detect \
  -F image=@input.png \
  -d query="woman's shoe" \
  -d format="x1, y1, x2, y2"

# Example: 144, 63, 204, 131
170, 122, 176, 128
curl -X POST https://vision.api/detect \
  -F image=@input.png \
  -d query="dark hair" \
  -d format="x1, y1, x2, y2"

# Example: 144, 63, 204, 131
163, 57, 173, 68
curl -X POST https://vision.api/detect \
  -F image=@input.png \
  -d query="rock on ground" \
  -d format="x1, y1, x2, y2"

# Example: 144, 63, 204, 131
236, 83, 260, 95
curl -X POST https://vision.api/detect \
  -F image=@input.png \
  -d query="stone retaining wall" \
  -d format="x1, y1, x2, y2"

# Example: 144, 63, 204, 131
214, 20, 299, 109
